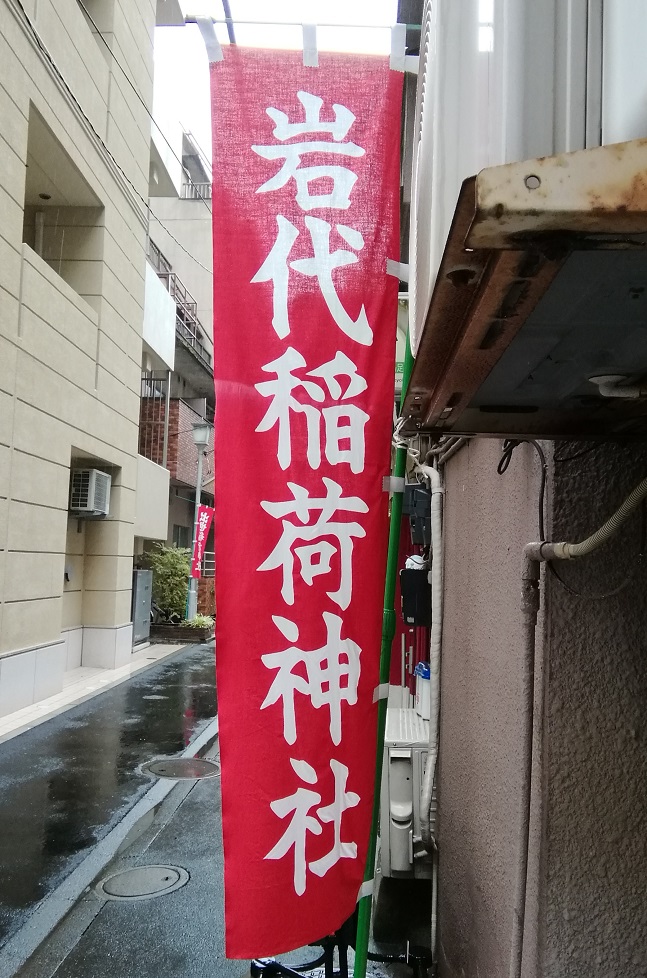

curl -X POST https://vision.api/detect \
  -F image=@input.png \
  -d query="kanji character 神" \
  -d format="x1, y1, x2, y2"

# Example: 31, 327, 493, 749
265, 756, 360, 896
261, 612, 361, 745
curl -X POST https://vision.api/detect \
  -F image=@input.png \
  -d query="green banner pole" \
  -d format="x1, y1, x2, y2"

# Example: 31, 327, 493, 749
353, 334, 414, 978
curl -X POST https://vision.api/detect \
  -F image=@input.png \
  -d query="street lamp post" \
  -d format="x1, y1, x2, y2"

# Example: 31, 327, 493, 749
187, 420, 211, 620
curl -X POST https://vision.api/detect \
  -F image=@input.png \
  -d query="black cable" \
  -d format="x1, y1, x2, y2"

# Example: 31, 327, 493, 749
501, 439, 646, 598
497, 439, 546, 541
496, 438, 520, 475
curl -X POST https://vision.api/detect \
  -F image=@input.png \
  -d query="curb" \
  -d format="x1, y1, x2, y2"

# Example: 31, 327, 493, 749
0, 715, 219, 978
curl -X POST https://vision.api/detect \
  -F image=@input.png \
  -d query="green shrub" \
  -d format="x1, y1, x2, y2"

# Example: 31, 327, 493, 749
181, 614, 214, 629
146, 544, 190, 619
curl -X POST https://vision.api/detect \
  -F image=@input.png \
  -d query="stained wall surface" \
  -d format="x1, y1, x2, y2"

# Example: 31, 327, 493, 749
437, 438, 647, 978
437, 438, 545, 978
543, 442, 647, 977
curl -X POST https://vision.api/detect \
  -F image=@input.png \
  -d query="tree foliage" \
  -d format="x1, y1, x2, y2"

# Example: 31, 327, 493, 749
146, 544, 190, 619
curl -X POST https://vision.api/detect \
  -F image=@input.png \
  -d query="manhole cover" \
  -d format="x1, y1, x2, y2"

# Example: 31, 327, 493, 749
142, 757, 221, 780
97, 865, 189, 901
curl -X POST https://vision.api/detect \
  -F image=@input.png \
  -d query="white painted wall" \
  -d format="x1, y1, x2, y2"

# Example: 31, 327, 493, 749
143, 262, 176, 370
135, 454, 171, 541
602, 0, 647, 144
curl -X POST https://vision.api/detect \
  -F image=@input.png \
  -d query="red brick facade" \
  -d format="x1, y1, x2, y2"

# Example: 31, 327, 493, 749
139, 398, 214, 489
197, 576, 216, 617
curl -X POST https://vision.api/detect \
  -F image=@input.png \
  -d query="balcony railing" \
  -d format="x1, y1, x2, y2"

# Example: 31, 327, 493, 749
200, 551, 215, 578
181, 182, 212, 200
148, 239, 212, 368
139, 370, 169, 467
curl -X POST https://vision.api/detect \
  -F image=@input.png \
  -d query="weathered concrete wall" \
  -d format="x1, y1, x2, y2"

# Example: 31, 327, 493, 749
543, 442, 647, 977
437, 438, 647, 978
438, 438, 545, 978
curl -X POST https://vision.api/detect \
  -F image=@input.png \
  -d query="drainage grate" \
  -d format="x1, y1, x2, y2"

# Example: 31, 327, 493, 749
141, 757, 221, 780
97, 865, 189, 901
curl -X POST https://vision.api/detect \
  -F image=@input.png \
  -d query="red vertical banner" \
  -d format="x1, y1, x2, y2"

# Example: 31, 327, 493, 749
210, 47, 402, 958
191, 504, 215, 579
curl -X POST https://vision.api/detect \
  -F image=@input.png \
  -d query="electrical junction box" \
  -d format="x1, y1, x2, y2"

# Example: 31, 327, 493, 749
380, 708, 435, 880
400, 567, 432, 627
403, 484, 432, 548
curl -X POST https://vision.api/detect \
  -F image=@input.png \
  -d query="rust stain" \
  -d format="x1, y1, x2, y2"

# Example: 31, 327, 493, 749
587, 171, 647, 213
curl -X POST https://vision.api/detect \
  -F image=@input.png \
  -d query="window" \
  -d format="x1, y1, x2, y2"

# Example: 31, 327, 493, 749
173, 525, 191, 549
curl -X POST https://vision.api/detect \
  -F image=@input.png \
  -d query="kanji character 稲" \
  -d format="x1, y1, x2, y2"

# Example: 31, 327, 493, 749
265, 757, 360, 896
255, 347, 324, 469
261, 612, 361, 745
258, 478, 368, 609
255, 349, 369, 472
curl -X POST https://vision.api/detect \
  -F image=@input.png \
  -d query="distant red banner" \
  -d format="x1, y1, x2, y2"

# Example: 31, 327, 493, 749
210, 48, 402, 958
190, 505, 214, 578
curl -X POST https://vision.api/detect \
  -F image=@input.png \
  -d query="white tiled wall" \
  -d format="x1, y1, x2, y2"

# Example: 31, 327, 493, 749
33, 642, 66, 700
82, 623, 133, 669
0, 640, 67, 717
63, 627, 83, 671
0, 650, 36, 717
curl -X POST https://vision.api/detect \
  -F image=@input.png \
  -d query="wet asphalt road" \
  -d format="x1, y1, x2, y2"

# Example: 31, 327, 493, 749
0, 643, 216, 949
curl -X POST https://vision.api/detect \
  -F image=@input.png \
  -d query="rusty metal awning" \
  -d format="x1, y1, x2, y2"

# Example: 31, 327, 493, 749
402, 139, 647, 439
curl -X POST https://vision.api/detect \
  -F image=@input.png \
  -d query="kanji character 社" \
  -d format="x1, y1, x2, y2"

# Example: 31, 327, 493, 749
265, 757, 360, 896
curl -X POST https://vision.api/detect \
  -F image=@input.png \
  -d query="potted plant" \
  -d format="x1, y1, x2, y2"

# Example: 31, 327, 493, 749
145, 545, 214, 643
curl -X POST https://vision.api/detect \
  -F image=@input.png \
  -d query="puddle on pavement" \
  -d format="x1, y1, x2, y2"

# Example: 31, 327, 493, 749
0, 644, 216, 946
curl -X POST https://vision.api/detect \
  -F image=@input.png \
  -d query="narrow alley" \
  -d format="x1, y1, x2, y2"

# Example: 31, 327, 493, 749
0, 644, 217, 965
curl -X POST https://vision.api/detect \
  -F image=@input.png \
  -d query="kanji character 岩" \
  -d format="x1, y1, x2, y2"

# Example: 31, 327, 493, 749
253, 91, 365, 211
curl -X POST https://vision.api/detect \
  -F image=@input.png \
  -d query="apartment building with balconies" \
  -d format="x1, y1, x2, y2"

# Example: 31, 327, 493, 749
0, 0, 175, 717
140, 74, 215, 598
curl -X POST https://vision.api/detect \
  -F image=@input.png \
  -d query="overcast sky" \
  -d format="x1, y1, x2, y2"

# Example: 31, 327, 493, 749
154, 0, 399, 160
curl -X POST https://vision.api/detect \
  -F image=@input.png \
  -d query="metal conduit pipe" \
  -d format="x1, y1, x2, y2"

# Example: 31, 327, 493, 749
428, 436, 461, 456
415, 464, 444, 851
511, 473, 647, 978
436, 437, 469, 467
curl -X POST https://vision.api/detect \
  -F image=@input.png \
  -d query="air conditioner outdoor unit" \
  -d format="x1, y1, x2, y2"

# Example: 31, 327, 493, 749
380, 707, 435, 880
69, 468, 111, 517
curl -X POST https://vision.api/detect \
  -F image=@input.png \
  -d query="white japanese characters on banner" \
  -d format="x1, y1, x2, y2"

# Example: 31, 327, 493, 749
210, 47, 402, 958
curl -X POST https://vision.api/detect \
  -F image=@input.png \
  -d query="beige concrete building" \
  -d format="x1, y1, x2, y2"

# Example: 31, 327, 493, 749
0, 0, 176, 714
